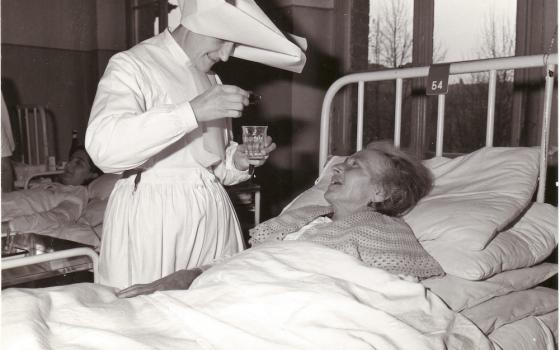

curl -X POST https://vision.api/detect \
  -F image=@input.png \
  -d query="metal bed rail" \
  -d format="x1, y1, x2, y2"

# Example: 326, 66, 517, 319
2, 247, 99, 283
16, 105, 51, 166
319, 54, 558, 203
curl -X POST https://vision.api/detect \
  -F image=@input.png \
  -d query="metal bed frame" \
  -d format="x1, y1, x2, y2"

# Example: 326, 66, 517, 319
1, 105, 98, 285
2, 246, 99, 284
15, 105, 52, 166
319, 54, 558, 203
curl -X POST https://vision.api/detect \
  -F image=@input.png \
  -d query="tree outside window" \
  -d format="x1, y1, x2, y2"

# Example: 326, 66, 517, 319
365, 0, 517, 154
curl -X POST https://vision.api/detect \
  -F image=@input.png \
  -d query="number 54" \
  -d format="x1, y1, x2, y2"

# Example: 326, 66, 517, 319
431, 80, 443, 90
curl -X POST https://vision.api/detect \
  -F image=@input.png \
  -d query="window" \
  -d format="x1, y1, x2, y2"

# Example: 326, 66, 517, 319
365, 0, 521, 153
368, 0, 414, 67
364, 0, 415, 147
429, 0, 517, 151
434, 0, 516, 63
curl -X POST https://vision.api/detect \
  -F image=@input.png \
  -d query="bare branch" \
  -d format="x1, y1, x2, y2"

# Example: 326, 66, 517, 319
368, 0, 412, 67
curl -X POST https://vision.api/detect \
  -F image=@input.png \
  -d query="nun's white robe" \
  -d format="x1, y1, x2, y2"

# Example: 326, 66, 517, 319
86, 30, 249, 289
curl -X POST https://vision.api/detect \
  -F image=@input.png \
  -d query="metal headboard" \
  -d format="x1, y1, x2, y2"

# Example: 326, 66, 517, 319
15, 105, 52, 166
319, 54, 558, 203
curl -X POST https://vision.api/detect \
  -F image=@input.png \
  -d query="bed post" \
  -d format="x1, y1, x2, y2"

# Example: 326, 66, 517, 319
536, 64, 556, 203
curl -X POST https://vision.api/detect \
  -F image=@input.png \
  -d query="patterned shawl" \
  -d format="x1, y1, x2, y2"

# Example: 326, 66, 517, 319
249, 205, 444, 279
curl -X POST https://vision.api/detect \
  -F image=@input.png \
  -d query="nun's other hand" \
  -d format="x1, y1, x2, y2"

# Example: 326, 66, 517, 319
116, 268, 203, 298
191, 85, 250, 121
234, 136, 276, 171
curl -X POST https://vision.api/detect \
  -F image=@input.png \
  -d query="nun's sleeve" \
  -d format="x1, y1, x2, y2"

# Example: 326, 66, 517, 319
85, 53, 199, 174
212, 141, 252, 185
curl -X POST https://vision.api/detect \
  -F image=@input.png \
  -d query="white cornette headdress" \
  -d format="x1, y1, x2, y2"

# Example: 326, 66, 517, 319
177, 0, 307, 73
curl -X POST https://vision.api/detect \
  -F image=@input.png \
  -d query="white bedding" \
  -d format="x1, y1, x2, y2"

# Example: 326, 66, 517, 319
2, 241, 492, 350
489, 311, 558, 350
35, 222, 102, 248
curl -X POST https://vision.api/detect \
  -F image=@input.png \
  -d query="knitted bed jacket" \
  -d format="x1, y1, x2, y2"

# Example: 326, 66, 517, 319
249, 205, 444, 280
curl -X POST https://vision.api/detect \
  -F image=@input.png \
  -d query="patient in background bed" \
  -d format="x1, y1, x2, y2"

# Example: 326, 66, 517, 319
118, 141, 444, 298
1, 146, 103, 234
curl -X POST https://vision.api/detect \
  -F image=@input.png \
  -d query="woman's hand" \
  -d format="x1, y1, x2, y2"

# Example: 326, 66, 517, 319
116, 268, 203, 298
191, 85, 250, 121
234, 136, 277, 171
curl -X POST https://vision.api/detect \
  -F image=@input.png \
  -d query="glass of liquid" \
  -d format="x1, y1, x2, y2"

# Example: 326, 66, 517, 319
242, 126, 268, 160
242, 125, 268, 176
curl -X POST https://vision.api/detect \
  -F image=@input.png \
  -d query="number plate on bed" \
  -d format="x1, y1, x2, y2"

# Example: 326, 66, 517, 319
427, 63, 450, 95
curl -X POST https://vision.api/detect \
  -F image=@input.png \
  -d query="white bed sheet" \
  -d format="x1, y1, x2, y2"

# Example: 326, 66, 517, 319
33, 222, 102, 248
2, 241, 492, 350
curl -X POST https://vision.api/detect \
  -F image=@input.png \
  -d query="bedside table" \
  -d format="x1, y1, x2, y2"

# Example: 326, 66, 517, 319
226, 181, 261, 246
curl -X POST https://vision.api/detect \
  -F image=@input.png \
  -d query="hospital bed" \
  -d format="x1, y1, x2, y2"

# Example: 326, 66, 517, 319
11, 105, 58, 189
3, 173, 118, 248
288, 53, 559, 349
1, 174, 118, 288
2, 54, 558, 350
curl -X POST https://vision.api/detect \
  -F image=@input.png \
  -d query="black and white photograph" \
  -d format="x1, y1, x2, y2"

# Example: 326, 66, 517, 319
0, 0, 558, 349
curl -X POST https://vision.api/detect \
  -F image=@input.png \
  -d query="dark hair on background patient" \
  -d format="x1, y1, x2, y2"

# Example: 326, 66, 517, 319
366, 141, 433, 217
69, 145, 103, 185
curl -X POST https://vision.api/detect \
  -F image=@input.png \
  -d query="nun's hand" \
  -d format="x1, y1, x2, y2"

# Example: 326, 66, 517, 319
116, 268, 203, 298
234, 136, 276, 171
191, 85, 250, 121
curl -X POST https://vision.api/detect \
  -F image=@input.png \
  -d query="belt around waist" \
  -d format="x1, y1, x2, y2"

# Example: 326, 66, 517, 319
121, 169, 143, 191
120, 167, 217, 189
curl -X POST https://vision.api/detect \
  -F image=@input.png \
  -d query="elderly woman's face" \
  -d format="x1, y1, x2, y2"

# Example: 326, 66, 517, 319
60, 149, 95, 186
324, 150, 390, 210
193, 36, 235, 72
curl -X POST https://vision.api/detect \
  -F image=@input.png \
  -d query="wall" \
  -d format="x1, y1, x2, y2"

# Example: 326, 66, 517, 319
284, 3, 337, 205
216, 0, 363, 217
215, 0, 342, 217
260, 0, 367, 216
1, 0, 127, 161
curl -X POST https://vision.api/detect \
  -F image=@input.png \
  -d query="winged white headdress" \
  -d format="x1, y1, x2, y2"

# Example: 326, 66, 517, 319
177, 0, 307, 73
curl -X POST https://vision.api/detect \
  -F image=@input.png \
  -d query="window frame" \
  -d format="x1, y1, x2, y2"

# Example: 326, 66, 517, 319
361, 0, 556, 154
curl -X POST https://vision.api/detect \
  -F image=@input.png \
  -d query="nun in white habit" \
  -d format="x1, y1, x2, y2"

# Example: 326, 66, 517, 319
86, 0, 307, 289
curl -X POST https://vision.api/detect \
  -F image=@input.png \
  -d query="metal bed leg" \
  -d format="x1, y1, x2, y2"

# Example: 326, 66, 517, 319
254, 190, 261, 225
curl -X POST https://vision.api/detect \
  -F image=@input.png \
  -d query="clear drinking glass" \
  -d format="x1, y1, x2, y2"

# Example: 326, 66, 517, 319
242, 126, 268, 160
242, 125, 268, 176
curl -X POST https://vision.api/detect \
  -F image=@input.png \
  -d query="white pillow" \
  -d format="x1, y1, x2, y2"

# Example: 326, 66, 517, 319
489, 311, 557, 350
404, 147, 540, 250
422, 202, 557, 280
537, 311, 558, 341
423, 262, 558, 311
87, 174, 119, 201
285, 148, 539, 253
461, 286, 558, 334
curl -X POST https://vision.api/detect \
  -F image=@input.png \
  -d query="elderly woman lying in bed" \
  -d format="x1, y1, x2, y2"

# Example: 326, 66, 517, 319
118, 142, 444, 297
2, 146, 106, 234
